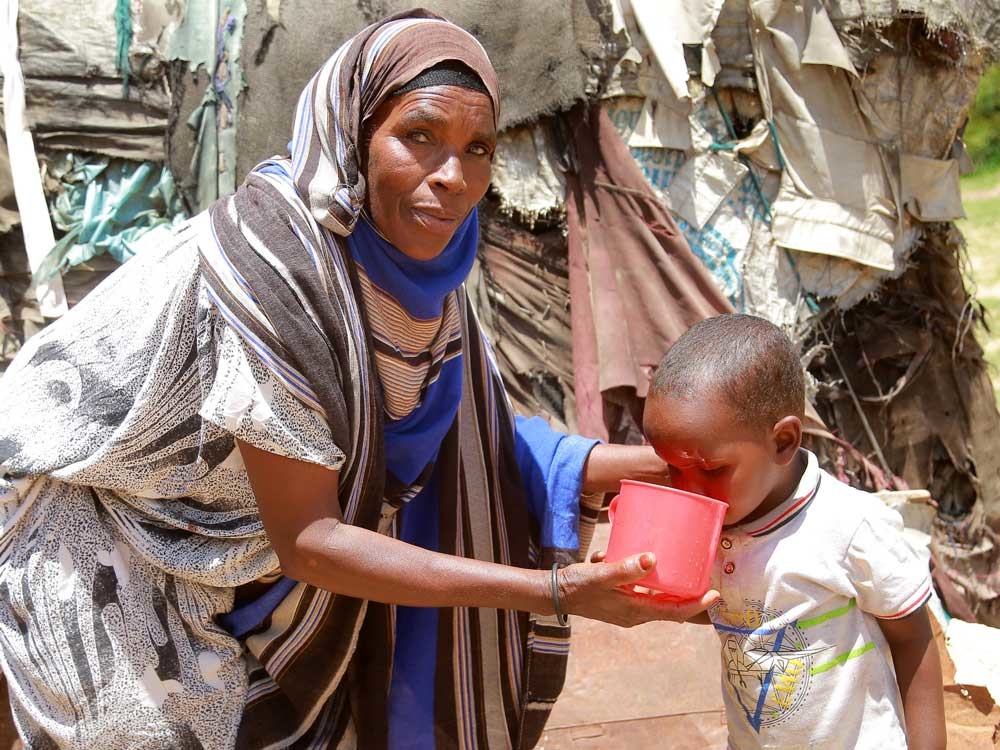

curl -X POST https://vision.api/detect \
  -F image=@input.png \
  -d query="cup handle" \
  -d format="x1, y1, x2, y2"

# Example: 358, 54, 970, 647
607, 495, 620, 525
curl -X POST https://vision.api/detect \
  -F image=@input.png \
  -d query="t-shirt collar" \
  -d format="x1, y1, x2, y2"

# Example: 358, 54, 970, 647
737, 449, 822, 538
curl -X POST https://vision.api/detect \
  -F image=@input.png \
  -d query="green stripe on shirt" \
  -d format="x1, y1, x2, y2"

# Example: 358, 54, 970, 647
809, 641, 876, 676
798, 598, 857, 629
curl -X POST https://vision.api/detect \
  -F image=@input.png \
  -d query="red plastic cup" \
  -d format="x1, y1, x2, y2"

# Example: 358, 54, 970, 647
604, 480, 728, 600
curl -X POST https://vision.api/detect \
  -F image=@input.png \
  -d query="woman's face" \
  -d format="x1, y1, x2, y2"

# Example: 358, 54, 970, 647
364, 85, 496, 260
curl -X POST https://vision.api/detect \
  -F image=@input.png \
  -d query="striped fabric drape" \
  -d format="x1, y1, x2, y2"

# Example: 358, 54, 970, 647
199, 11, 578, 748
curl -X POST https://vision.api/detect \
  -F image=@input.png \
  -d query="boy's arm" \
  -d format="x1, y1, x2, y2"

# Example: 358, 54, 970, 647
877, 606, 946, 750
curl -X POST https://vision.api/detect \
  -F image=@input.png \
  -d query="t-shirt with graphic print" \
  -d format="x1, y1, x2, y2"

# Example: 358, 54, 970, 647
708, 450, 931, 749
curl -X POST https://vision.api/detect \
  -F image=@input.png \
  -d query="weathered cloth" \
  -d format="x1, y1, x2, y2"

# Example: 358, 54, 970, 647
565, 103, 734, 441
231, 0, 610, 181
0, 12, 590, 750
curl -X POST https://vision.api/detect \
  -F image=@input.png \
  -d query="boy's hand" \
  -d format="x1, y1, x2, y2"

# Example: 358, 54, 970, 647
878, 606, 946, 749
558, 550, 719, 628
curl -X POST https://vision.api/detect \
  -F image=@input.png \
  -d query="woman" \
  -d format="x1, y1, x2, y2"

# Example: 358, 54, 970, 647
0, 11, 715, 749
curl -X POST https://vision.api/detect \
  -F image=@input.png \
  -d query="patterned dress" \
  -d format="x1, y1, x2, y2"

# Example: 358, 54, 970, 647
0, 221, 346, 748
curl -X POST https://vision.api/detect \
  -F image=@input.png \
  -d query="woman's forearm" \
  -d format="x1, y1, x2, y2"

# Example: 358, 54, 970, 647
582, 444, 669, 494
239, 438, 554, 613
288, 517, 554, 613
239, 439, 716, 628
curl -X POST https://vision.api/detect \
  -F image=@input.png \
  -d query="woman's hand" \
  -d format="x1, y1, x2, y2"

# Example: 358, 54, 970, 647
557, 552, 719, 628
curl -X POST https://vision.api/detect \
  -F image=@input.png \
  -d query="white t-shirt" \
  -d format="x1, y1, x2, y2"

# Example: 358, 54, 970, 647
708, 450, 932, 749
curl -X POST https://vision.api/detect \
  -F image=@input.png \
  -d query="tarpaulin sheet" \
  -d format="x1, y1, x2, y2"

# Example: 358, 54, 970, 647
602, 96, 770, 308
565, 103, 733, 441
34, 154, 186, 280
573, 0, 985, 319
16, 0, 169, 161
749, 0, 899, 272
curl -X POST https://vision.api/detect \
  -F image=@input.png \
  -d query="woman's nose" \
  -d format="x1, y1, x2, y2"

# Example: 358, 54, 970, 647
430, 152, 467, 193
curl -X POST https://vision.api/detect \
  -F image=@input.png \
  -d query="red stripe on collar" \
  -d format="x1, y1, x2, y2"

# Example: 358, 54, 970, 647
744, 472, 822, 538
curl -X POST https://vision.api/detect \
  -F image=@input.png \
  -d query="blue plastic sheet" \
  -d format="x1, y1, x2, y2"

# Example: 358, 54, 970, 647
36, 154, 186, 281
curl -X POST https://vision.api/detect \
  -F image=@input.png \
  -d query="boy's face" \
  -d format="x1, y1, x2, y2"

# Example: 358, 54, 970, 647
642, 391, 800, 527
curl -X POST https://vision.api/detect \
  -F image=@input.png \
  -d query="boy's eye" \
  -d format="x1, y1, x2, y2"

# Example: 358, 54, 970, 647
702, 465, 727, 476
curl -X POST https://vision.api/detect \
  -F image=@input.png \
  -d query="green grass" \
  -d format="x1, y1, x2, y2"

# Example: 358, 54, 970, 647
959, 164, 1000, 405
964, 65, 1000, 172
960, 166, 1000, 194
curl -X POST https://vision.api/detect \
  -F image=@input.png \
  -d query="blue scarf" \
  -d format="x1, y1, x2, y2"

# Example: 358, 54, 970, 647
346, 211, 480, 750
347, 212, 478, 485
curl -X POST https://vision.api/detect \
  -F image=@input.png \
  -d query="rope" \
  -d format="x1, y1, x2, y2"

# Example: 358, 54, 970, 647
766, 118, 787, 172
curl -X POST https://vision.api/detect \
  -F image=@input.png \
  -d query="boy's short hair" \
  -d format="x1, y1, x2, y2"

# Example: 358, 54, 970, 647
650, 314, 805, 430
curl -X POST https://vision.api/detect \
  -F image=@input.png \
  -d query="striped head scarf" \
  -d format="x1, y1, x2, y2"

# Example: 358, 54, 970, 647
289, 9, 500, 236
199, 10, 575, 750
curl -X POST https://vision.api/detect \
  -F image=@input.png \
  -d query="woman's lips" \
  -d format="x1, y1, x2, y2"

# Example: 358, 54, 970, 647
410, 206, 460, 234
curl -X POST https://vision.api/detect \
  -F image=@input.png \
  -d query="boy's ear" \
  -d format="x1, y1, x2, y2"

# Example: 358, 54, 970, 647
771, 416, 802, 465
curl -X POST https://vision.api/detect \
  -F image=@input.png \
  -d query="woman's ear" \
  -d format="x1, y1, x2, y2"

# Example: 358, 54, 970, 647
771, 415, 803, 465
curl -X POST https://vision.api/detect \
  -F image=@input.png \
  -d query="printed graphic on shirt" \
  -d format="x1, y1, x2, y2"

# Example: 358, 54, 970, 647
712, 598, 875, 733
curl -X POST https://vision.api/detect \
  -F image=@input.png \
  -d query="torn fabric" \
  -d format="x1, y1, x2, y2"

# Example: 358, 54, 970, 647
565, 104, 733, 441
490, 123, 567, 225
1, 0, 67, 317
35, 154, 186, 281
468, 198, 577, 433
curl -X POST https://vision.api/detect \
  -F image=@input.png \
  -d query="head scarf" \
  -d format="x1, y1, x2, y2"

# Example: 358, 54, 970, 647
200, 11, 573, 750
288, 10, 500, 236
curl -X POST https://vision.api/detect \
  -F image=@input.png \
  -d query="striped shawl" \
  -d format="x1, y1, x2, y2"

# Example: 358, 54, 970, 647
200, 11, 574, 750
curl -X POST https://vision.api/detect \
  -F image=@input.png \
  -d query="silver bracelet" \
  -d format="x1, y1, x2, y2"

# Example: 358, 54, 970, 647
550, 562, 569, 626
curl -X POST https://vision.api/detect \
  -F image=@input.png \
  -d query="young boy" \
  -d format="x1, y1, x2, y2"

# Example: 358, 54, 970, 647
643, 314, 945, 749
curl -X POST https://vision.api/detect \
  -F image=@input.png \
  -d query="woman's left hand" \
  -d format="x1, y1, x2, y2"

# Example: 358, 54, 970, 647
582, 444, 670, 495
556, 552, 719, 628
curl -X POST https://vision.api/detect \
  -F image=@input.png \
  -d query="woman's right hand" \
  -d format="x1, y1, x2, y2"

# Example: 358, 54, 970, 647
556, 553, 719, 628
